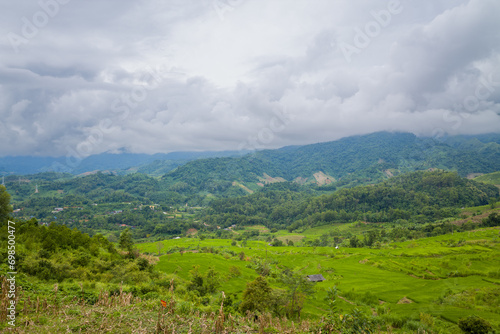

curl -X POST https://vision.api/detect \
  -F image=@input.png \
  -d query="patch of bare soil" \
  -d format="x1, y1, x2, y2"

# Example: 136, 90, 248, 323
293, 177, 308, 185
451, 208, 499, 226
232, 181, 254, 194
467, 173, 484, 179
141, 254, 159, 265
313, 171, 335, 185
258, 173, 287, 184
397, 297, 413, 304
186, 228, 197, 236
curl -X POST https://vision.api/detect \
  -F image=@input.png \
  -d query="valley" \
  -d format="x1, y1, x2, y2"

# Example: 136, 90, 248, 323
1, 132, 500, 333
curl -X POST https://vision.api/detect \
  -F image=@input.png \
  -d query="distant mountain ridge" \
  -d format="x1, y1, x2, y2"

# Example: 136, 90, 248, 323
4, 132, 500, 210
2, 132, 499, 187
0, 150, 248, 175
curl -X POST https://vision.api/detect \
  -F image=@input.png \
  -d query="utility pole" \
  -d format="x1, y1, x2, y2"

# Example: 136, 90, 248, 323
265, 243, 268, 263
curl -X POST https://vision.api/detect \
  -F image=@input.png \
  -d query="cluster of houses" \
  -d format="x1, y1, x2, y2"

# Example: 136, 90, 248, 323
51, 206, 84, 213
223, 224, 237, 231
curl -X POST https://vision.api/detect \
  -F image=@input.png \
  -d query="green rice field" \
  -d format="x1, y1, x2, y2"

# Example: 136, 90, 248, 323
137, 226, 500, 331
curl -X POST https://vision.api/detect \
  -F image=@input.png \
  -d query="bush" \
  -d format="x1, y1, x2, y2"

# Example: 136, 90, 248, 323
458, 315, 492, 334
228, 265, 241, 278
403, 320, 424, 332
136, 257, 149, 271
177, 301, 193, 315
381, 314, 406, 329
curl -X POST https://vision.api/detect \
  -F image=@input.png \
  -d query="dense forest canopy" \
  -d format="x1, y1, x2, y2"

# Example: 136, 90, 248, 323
163, 132, 500, 193
201, 171, 498, 231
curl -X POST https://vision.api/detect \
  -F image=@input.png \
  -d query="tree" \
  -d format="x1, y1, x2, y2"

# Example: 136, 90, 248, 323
188, 265, 205, 295
240, 276, 272, 313
156, 241, 164, 256
482, 213, 500, 227
119, 228, 134, 254
279, 268, 315, 319
0, 185, 12, 224
204, 267, 221, 294
349, 235, 360, 248
136, 257, 149, 271
364, 230, 378, 247
489, 197, 497, 209
188, 266, 221, 296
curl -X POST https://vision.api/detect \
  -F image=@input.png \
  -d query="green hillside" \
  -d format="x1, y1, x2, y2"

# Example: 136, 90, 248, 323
202, 170, 499, 231
4, 132, 500, 205
162, 132, 500, 194
6, 169, 499, 243
474, 171, 500, 186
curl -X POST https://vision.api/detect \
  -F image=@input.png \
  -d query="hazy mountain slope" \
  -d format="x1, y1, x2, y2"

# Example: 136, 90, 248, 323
0, 150, 248, 175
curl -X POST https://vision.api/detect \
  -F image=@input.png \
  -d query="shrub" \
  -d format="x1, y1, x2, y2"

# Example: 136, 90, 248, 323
458, 315, 492, 334
228, 265, 241, 278
177, 301, 193, 315
420, 312, 434, 327
403, 320, 424, 332
136, 257, 149, 271
381, 314, 406, 328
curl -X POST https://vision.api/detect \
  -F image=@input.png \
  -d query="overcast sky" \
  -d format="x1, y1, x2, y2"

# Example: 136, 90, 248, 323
0, 0, 499, 157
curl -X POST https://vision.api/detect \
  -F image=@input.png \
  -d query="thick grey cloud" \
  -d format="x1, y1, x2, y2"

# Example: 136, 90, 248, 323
0, 0, 499, 158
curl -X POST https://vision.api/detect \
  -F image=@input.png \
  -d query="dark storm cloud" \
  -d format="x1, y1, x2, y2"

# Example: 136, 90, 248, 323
0, 0, 499, 156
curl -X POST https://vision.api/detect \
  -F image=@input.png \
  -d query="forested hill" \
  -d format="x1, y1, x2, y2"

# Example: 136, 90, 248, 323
163, 132, 500, 192
201, 170, 499, 231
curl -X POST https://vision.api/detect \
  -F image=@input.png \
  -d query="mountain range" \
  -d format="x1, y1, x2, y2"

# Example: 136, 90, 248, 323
0, 150, 248, 176
2, 132, 500, 194
161, 132, 500, 193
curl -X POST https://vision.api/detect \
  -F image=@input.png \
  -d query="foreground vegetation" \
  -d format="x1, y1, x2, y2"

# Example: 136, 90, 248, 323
1, 166, 500, 333
2, 210, 500, 332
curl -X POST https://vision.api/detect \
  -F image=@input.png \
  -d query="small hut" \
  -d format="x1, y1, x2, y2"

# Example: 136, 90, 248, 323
307, 274, 326, 282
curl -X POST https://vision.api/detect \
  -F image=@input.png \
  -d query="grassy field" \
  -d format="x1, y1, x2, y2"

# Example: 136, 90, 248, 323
136, 225, 500, 332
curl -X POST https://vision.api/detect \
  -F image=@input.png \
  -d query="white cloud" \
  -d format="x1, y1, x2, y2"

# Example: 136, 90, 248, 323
0, 0, 499, 157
